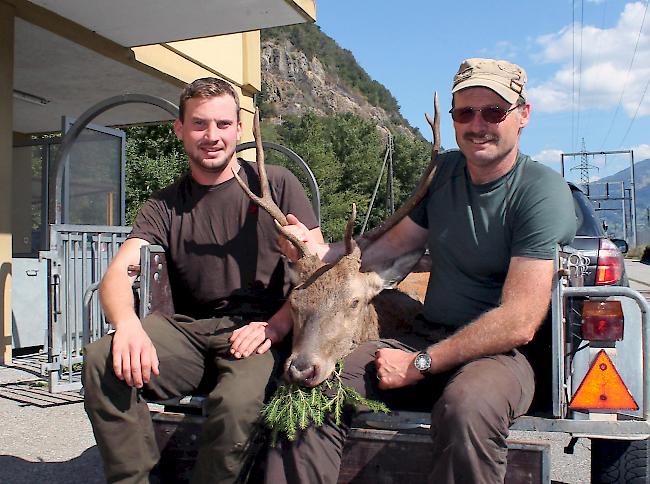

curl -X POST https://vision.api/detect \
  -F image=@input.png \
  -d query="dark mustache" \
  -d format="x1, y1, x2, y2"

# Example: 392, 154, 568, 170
463, 132, 498, 141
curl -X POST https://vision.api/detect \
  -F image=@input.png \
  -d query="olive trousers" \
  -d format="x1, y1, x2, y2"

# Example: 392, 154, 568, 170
83, 312, 281, 484
264, 330, 535, 484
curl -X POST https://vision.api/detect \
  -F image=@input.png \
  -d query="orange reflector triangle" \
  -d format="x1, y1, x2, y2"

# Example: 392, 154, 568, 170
569, 350, 638, 410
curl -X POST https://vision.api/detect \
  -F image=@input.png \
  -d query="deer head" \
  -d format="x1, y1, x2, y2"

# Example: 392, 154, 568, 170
233, 95, 441, 387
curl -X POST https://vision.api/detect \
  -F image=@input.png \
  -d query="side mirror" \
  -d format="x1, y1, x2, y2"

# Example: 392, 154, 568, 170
611, 238, 628, 254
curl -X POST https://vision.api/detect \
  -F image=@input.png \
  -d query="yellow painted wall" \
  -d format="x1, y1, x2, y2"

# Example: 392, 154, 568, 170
0, 1, 15, 364
133, 31, 261, 143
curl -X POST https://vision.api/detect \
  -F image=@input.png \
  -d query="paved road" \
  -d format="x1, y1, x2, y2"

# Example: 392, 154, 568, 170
2, 259, 650, 483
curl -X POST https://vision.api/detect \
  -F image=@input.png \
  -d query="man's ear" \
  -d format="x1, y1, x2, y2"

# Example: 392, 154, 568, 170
519, 103, 531, 129
173, 118, 183, 141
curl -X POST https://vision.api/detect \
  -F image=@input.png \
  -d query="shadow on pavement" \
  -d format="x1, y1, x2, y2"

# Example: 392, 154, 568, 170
0, 380, 83, 407
0, 447, 104, 483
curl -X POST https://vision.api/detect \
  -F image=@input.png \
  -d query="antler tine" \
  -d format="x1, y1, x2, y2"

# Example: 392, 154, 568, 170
232, 108, 313, 258
358, 92, 441, 250
344, 203, 357, 255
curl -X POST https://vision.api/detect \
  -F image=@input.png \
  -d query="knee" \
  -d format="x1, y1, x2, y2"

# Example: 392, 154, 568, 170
431, 384, 506, 440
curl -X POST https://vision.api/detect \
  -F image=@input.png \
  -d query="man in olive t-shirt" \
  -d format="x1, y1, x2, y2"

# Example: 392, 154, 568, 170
82, 78, 322, 484
265, 59, 576, 484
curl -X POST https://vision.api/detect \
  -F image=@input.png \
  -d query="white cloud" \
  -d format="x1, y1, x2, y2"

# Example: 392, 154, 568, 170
533, 148, 564, 165
479, 40, 520, 61
632, 143, 650, 160
533, 149, 567, 173
530, 2, 650, 116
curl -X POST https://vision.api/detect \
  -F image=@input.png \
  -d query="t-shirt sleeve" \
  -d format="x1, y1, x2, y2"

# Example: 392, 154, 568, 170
511, 171, 577, 260
127, 196, 171, 248
408, 188, 430, 229
273, 167, 319, 230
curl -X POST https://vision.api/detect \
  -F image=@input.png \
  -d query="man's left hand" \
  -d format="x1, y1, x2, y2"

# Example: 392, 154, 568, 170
230, 321, 279, 358
375, 348, 425, 389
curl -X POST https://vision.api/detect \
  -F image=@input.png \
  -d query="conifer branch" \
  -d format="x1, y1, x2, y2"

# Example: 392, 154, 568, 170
262, 360, 390, 445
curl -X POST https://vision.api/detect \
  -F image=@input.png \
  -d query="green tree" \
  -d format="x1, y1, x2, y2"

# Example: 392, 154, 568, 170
124, 123, 187, 224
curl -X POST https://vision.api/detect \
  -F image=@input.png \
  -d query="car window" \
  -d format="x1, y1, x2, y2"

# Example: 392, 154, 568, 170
572, 187, 605, 237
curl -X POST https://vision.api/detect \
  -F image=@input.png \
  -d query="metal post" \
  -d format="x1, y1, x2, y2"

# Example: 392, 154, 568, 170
631, 150, 637, 247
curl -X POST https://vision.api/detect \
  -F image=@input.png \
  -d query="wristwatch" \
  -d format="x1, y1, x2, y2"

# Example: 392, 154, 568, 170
413, 351, 432, 374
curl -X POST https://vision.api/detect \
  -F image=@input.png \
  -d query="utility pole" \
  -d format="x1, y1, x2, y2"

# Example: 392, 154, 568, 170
560, 148, 637, 246
568, 138, 598, 195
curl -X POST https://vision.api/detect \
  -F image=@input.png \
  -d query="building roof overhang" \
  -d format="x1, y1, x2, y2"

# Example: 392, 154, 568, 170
11, 0, 316, 134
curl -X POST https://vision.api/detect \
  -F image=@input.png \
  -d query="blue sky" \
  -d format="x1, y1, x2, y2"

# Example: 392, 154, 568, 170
315, 0, 650, 185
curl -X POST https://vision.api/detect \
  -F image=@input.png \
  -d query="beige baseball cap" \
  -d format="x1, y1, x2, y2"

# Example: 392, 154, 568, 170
452, 58, 528, 105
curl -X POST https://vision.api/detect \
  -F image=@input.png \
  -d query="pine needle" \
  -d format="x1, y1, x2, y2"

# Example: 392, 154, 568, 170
262, 360, 390, 445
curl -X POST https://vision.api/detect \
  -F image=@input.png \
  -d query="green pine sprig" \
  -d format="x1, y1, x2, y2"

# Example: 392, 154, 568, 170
261, 360, 390, 445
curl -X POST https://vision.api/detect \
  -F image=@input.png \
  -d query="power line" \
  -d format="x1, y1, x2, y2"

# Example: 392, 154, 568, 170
580, 0, 609, 140
620, 75, 650, 147
600, 0, 649, 150
571, 0, 576, 152
576, 0, 584, 146
619, 0, 650, 147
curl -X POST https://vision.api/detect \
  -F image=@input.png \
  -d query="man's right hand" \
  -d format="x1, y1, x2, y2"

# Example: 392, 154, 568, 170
280, 214, 329, 261
111, 319, 160, 388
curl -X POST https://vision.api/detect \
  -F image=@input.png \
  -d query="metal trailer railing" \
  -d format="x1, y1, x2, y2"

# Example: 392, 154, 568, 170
40, 224, 131, 392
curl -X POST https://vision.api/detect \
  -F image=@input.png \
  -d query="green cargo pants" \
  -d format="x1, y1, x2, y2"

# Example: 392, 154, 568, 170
83, 311, 281, 484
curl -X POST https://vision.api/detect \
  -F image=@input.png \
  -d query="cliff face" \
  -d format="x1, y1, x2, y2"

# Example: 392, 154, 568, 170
259, 26, 418, 138
261, 39, 391, 126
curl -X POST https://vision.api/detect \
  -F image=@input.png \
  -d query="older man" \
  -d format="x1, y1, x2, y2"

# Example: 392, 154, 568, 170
266, 58, 577, 484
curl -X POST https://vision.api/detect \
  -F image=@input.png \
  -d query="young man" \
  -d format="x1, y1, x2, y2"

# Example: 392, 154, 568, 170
82, 77, 322, 484
267, 58, 577, 483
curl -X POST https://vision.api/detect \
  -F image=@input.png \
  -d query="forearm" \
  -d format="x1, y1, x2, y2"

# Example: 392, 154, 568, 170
423, 256, 553, 374
99, 267, 140, 330
425, 306, 539, 374
267, 300, 294, 340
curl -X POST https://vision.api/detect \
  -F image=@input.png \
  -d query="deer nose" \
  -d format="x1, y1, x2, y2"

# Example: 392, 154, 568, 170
286, 358, 318, 386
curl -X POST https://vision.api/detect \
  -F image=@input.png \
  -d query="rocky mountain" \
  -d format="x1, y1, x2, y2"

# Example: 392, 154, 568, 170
259, 24, 421, 139
581, 158, 650, 240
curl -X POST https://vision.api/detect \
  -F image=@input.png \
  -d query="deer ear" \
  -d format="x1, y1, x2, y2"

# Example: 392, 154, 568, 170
364, 249, 426, 289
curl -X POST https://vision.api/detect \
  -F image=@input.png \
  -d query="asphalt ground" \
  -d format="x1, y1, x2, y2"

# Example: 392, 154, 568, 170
3, 259, 650, 483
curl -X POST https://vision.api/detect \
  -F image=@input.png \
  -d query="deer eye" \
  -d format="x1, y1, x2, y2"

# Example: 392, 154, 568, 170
350, 299, 360, 309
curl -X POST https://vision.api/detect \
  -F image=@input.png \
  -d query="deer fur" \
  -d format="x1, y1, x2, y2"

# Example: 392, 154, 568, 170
234, 95, 440, 387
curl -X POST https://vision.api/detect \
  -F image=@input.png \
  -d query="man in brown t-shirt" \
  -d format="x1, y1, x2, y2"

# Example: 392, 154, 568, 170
82, 78, 322, 484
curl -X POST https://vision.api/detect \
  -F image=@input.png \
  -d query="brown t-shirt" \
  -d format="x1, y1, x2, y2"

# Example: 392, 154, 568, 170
129, 159, 318, 319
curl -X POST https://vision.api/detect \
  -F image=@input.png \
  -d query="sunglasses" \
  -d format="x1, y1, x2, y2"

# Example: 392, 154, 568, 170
449, 104, 520, 124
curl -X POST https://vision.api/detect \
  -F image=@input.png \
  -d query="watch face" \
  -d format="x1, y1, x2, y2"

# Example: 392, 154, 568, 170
414, 352, 431, 372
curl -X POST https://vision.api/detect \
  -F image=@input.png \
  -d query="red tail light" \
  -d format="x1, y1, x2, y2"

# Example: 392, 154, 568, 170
596, 238, 624, 285
581, 300, 624, 341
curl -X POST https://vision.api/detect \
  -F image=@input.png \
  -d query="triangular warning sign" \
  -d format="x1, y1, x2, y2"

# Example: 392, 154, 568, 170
569, 350, 638, 410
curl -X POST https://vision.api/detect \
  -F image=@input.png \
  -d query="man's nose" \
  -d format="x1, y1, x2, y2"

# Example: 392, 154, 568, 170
205, 121, 219, 141
468, 111, 489, 131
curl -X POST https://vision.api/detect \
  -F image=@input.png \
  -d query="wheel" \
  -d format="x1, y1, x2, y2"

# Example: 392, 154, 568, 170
591, 438, 650, 483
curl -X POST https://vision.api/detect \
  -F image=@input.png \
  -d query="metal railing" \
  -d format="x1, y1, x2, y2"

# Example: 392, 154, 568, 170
41, 224, 131, 392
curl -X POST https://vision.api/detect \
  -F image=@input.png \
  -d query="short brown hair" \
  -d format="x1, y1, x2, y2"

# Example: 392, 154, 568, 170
178, 77, 240, 122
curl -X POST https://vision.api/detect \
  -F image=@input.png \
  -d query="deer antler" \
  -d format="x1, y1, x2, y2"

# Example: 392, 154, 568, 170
357, 92, 441, 250
344, 203, 358, 255
232, 108, 313, 258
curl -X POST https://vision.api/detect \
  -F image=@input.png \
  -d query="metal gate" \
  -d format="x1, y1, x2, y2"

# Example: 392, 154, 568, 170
40, 224, 131, 392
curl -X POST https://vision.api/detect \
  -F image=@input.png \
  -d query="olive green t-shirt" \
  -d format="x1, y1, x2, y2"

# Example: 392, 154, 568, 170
409, 150, 576, 328
128, 159, 318, 319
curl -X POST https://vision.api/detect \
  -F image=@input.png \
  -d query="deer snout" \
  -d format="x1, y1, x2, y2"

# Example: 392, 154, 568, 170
285, 356, 320, 387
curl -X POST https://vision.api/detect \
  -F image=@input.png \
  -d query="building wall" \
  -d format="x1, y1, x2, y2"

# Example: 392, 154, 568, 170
0, 1, 15, 364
